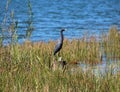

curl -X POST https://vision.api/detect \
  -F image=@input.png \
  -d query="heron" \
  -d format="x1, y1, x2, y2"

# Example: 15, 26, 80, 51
54, 29, 65, 56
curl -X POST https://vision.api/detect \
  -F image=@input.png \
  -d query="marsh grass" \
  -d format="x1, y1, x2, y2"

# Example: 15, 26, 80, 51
103, 26, 120, 61
0, 0, 120, 91
0, 27, 120, 92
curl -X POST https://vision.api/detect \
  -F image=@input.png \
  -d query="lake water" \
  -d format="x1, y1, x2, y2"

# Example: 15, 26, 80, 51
0, 0, 120, 44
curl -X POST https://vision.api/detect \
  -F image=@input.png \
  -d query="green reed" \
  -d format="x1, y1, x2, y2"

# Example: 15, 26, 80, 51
0, 0, 120, 91
0, 27, 120, 91
103, 26, 120, 61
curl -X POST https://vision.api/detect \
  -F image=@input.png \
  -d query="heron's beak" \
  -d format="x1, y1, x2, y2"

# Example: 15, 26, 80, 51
64, 28, 67, 31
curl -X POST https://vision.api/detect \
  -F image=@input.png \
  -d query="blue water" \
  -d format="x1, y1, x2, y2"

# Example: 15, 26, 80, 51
0, 0, 120, 44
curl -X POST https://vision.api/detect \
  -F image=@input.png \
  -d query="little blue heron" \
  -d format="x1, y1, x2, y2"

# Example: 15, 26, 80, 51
54, 29, 65, 56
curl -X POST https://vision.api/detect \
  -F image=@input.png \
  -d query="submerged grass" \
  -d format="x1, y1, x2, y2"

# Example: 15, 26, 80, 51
0, 26, 120, 92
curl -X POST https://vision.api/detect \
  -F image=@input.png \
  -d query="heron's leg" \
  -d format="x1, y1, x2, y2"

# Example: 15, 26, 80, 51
51, 56, 57, 71
58, 52, 61, 57
58, 52, 59, 57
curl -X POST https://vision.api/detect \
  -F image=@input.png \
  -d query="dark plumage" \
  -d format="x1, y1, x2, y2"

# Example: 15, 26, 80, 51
54, 29, 65, 55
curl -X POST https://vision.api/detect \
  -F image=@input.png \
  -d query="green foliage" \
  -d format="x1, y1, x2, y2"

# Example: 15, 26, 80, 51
0, 0, 120, 91
0, 0, 34, 46
0, 27, 120, 91
103, 26, 120, 60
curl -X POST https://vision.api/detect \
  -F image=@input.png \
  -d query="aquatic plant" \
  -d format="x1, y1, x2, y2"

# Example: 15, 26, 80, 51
103, 26, 120, 61
0, 26, 120, 91
0, 1, 120, 91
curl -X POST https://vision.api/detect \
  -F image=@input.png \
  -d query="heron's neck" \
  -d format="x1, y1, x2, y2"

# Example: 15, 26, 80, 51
60, 31, 64, 43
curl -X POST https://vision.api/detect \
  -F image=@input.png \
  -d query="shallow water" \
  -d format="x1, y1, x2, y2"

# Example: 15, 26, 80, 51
0, 0, 120, 44
77, 57, 120, 76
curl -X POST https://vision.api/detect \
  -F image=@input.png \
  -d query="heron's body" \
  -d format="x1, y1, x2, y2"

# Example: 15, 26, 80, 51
54, 29, 65, 55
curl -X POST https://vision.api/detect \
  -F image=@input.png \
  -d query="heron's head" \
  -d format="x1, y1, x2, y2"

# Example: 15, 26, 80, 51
61, 29, 65, 32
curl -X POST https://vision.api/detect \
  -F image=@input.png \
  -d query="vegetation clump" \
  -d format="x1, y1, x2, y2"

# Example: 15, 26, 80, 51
0, 26, 120, 92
